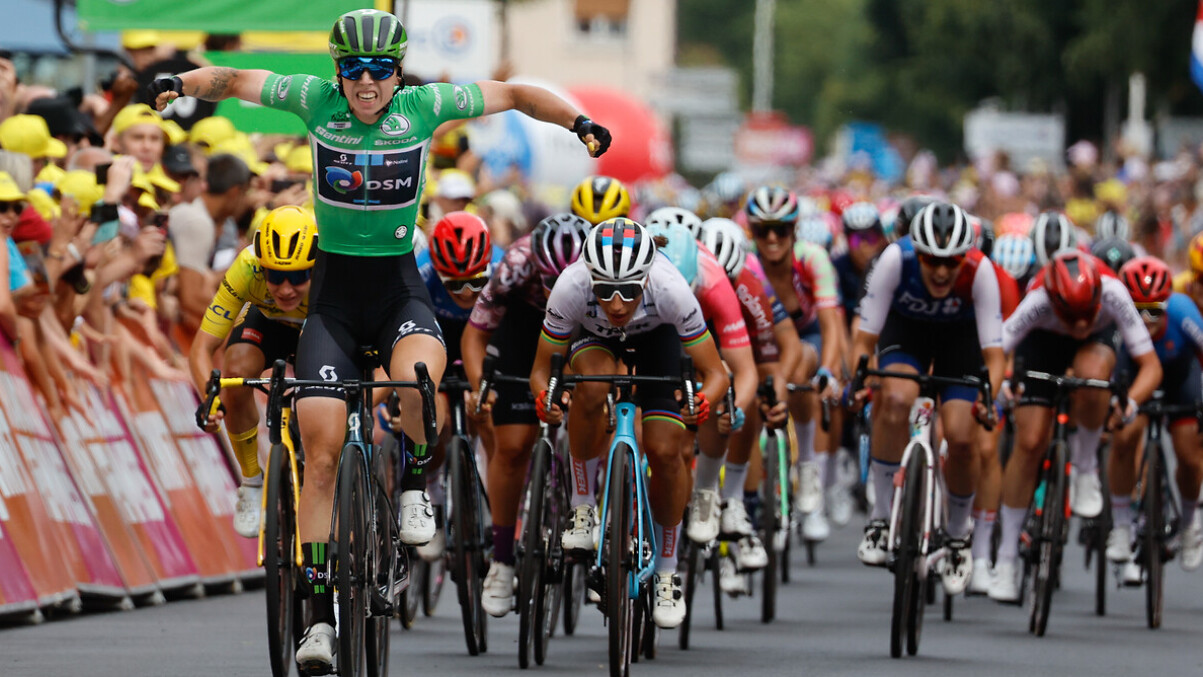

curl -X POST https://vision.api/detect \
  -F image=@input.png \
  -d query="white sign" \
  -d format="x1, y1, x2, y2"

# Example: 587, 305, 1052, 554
403, 0, 497, 83
680, 114, 740, 173
964, 107, 1065, 171
649, 67, 739, 116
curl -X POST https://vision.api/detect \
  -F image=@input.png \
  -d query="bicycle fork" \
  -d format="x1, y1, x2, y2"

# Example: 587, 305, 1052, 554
595, 402, 658, 601
887, 397, 940, 572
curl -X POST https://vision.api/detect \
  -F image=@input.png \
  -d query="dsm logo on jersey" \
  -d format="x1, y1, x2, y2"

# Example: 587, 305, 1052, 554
324, 167, 364, 194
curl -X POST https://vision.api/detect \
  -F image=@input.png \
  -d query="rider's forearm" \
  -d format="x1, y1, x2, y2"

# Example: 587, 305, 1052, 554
509, 84, 583, 130
176, 67, 242, 101
774, 320, 802, 383
187, 329, 221, 396
1129, 353, 1164, 404
817, 307, 842, 375
983, 347, 1005, 399
725, 346, 759, 413
460, 324, 491, 388
851, 330, 878, 372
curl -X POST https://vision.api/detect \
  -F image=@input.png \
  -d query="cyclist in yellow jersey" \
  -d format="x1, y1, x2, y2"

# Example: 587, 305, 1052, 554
189, 206, 316, 538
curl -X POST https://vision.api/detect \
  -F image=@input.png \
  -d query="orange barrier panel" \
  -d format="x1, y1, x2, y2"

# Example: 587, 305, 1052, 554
0, 486, 40, 617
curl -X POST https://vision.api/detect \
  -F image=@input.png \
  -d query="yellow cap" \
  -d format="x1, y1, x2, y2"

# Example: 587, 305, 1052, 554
57, 170, 104, 215
0, 171, 27, 201
284, 145, 313, 174
27, 187, 60, 220
189, 116, 237, 151
129, 170, 161, 211
160, 119, 188, 146
1094, 178, 1127, 206
112, 104, 165, 137
0, 115, 68, 159
35, 163, 65, 186
212, 134, 269, 175
122, 30, 161, 51
147, 163, 181, 193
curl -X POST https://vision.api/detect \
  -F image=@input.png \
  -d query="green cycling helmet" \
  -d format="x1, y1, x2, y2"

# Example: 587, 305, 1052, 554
329, 9, 408, 63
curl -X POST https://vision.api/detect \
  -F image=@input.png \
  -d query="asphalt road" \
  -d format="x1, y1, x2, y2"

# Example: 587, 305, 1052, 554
4, 519, 1203, 677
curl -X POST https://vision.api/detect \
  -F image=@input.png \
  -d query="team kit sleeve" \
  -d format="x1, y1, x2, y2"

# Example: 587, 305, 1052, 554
1170, 293, 1203, 363
468, 245, 525, 331
258, 73, 339, 124
540, 262, 588, 347
801, 243, 841, 310
971, 259, 1003, 349
1001, 287, 1052, 354
198, 262, 251, 339
856, 243, 903, 336
414, 82, 486, 127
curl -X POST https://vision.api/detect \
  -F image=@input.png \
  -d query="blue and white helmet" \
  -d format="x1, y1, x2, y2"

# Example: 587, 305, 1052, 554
991, 233, 1035, 281
745, 186, 799, 225
645, 219, 699, 285
841, 201, 882, 233
583, 218, 658, 283
796, 215, 832, 249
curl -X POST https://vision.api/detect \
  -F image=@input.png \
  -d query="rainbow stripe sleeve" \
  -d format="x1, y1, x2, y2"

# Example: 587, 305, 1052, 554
680, 327, 711, 348
541, 325, 572, 346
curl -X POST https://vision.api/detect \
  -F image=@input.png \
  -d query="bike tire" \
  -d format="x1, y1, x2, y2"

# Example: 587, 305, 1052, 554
890, 447, 923, 659
1144, 440, 1164, 630
761, 431, 781, 624
678, 537, 699, 650
400, 551, 423, 629
1030, 440, 1066, 637
335, 444, 368, 677
606, 443, 633, 677
710, 546, 724, 630
448, 437, 487, 656
536, 444, 569, 666
365, 479, 394, 677
630, 588, 643, 665
423, 557, 445, 616
518, 440, 550, 669
1094, 443, 1110, 618
263, 443, 298, 677
641, 583, 659, 660
905, 454, 927, 656
562, 561, 585, 636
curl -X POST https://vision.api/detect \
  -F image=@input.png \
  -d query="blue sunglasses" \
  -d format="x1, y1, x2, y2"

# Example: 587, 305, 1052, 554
264, 267, 312, 286
337, 57, 398, 82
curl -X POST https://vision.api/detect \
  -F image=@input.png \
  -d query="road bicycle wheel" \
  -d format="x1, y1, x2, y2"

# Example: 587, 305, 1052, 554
606, 443, 633, 677
905, 456, 928, 656
710, 546, 724, 630
536, 450, 569, 666
562, 560, 585, 636
518, 440, 550, 669
1144, 440, 1165, 630
423, 556, 445, 616
448, 437, 487, 655
335, 444, 369, 677
678, 537, 700, 650
890, 448, 923, 659
640, 582, 659, 660
630, 586, 644, 665
1030, 441, 1067, 637
365, 477, 394, 677
399, 548, 423, 629
1093, 443, 1111, 617
760, 431, 781, 624
263, 443, 299, 677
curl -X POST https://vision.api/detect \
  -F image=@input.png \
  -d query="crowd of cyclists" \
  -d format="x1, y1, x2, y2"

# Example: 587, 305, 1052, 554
6, 6, 1203, 674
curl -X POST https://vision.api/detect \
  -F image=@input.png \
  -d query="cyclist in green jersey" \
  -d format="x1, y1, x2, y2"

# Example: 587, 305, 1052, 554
150, 8, 610, 671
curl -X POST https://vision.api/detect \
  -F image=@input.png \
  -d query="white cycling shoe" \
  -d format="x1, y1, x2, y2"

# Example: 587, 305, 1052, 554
1070, 469, 1103, 518
940, 538, 973, 595
686, 489, 721, 544
826, 485, 854, 528
857, 519, 888, 566
417, 528, 445, 563
988, 560, 1020, 604
794, 461, 824, 515
803, 510, 830, 542
719, 557, 747, 595
1182, 512, 1203, 572
720, 499, 754, 538
233, 482, 263, 538
1106, 525, 1133, 563
736, 534, 768, 570
652, 572, 685, 628
967, 558, 992, 595
399, 490, 435, 545
481, 561, 515, 617
562, 504, 598, 551
295, 622, 335, 674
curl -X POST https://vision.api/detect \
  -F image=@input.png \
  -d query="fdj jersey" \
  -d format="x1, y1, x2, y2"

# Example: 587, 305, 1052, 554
259, 74, 485, 256
887, 237, 980, 322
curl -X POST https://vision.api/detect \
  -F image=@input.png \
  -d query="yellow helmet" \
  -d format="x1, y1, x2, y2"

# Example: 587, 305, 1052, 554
254, 206, 318, 271
571, 175, 630, 225
1191, 232, 1203, 274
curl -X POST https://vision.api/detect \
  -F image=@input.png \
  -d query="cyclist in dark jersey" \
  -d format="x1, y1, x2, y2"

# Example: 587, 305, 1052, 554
150, 8, 611, 670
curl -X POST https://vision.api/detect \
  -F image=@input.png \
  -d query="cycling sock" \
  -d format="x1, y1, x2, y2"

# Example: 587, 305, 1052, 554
971, 509, 996, 561
869, 459, 899, 521
695, 453, 723, 491
570, 457, 600, 508
400, 434, 432, 491
721, 463, 748, 501
996, 505, 1027, 564
820, 450, 838, 488
492, 524, 516, 566
1182, 500, 1197, 531
655, 521, 680, 572
794, 419, 816, 465
227, 427, 262, 481
1111, 494, 1132, 527
302, 541, 334, 626
1069, 426, 1103, 474
947, 491, 975, 540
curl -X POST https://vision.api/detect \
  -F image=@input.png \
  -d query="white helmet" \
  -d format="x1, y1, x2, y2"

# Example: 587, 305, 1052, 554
1094, 210, 1130, 241
645, 207, 705, 240
1031, 211, 1077, 266
582, 217, 658, 283
699, 218, 747, 279
990, 233, 1035, 281
911, 202, 974, 257
796, 215, 832, 249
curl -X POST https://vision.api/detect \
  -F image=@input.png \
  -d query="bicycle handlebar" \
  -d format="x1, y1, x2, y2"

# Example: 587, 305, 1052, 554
851, 355, 994, 431
546, 353, 699, 431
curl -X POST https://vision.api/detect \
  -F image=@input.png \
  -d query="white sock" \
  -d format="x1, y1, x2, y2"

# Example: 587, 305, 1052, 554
947, 492, 975, 540
996, 505, 1028, 564
570, 457, 601, 508
656, 521, 680, 572
722, 462, 748, 501
1069, 426, 1103, 474
1180, 500, 1196, 532
819, 451, 836, 488
1111, 493, 1132, 528
971, 509, 996, 561
695, 453, 724, 492
870, 459, 899, 521
794, 419, 816, 465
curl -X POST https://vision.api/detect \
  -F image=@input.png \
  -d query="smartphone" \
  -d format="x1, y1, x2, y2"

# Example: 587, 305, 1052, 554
95, 162, 111, 185
152, 212, 169, 231
270, 178, 301, 193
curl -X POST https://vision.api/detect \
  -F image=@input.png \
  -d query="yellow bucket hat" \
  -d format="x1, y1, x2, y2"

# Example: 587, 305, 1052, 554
0, 171, 27, 201
0, 115, 68, 159
112, 104, 166, 137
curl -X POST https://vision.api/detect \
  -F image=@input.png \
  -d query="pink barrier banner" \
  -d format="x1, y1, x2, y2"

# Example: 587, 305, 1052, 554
0, 489, 39, 616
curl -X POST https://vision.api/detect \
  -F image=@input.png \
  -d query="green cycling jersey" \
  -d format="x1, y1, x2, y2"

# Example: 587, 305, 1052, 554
258, 74, 484, 256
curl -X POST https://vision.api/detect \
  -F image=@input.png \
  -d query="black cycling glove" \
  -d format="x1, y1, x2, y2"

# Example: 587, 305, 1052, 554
147, 76, 184, 101
572, 115, 612, 156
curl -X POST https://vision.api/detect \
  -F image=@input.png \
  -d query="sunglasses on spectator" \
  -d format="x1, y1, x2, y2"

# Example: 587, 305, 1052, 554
1135, 301, 1167, 322
443, 276, 489, 294
264, 268, 312, 286
338, 57, 399, 81
0, 200, 27, 214
848, 230, 884, 249
750, 222, 792, 239
918, 253, 964, 270
593, 280, 644, 302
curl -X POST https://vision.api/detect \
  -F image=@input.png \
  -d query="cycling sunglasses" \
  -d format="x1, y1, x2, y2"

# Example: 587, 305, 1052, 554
593, 280, 644, 302
751, 222, 792, 239
443, 276, 489, 294
337, 57, 399, 81
264, 268, 312, 286
0, 200, 27, 214
1135, 302, 1167, 322
848, 230, 884, 249
918, 253, 965, 270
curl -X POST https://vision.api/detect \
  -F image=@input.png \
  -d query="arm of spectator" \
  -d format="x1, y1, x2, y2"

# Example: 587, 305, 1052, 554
39, 309, 108, 388
33, 316, 90, 424
0, 58, 17, 122
16, 315, 65, 422
176, 267, 217, 335
118, 321, 188, 381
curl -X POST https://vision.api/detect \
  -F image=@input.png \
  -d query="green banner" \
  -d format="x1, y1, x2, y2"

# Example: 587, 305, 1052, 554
77, 0, 369, 33
203, 53, 335, 135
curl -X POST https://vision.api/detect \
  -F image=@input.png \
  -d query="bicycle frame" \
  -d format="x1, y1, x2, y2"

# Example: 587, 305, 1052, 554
596, 401, 658, 599
886, 397, 944, 568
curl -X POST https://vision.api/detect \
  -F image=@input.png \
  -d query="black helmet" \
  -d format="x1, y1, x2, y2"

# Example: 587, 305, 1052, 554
1089, 237, 1136, 273
895, 195, 936, 239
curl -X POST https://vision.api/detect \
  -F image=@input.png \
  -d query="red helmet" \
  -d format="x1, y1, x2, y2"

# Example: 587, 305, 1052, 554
429, 212, 492, 278
1045, 250, 1103, 323
1118, 256, 1172, 305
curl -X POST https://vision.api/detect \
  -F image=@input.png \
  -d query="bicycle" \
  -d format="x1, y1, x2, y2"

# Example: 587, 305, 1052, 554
476, 356, 570, 668
552, 351, 697, 677
1130, 394, 1199, 629
784, 379, 832, 571
1012, 361, 1121, 638
850, 355, 991, 658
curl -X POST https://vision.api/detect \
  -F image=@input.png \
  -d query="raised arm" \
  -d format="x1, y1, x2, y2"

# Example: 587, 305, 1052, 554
475, 80, 611, 157
149, 67, 273, 111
